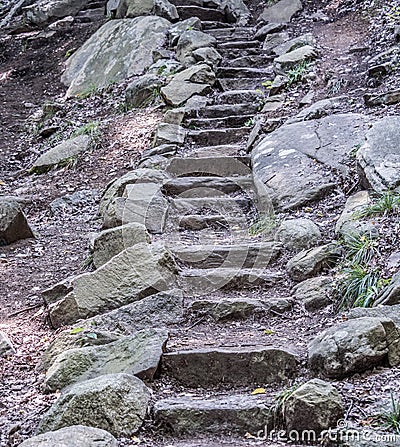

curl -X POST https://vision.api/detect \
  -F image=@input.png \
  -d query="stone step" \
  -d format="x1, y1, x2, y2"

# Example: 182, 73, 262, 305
187, 102, 259, 118
165, 156, 251, 177
177, 6, 227, 22
162, 346, 298, 388
186, 114, 254, 129
169, 242, 281, 269
218, 78, 267, 91
206, 27, 255, 39
178, 267, 283, 292
154, 394, 273, 435
187, 127, 249, 146
202, 20, 232, 30
170, 197, 253, 216
169, 0, 203, 5
217, 40, 261, 50
226, 54, 273, 67
219, 48, 271, 59
216, 89, 265, 105
217, 67, 273, 79
185, 144, 244, 158
178, 214, 247, 230
162, 176, 253, 196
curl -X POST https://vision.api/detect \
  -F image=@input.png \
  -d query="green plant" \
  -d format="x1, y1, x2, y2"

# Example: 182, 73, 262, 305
271, 384, 300, 427
380, 392, 400, 433
342, 233, 378, 266
249, 214, 278, 237
354, 191, 400, 219
244, 118, 254, 127
72, 121, 101, 140
286, 60, 309, 86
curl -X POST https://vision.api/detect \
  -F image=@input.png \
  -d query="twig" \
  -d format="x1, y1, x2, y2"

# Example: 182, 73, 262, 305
7, 303, 43, 318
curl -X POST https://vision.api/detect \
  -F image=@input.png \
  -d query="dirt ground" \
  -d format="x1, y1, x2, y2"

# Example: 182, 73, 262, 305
1, 0, 400, 445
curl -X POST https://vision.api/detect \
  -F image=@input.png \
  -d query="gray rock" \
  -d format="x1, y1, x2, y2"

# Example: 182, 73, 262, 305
38, 374, 150, 437
176, 30, 216, 66
222, 0, 251, 25
0, 196, 34, 245
252, 114, 370, 210
254, 23, 286, 40
154, 123, 186, 145
274, 45, 317, 72
374, 271, 400, 306
99, 169, 169, 220
90, 223, 150, 268
283, 379, 344, 434
192, 47, 222, 67
23, 0, 89, 25
85, 289, 184, 333
308, 317, 400, 378
293, 276, 333, 311
43, 329, 168, 391
154, 0, 178, 21
112, 0, 178, 20
125, 74, 163, 109
161, 63, 215, 107
287, 243, 340, 281
357, 116, 400, 193
364, 88, 400, 107
260, 0, 302, 23
147, 58, 182, 77
0, 331, 15, 357
273, 33, 315, 56
287, 96, 348, 123
275, 218, 321, 252
31, 135, 91, 173
169, 17, 202, 47
348, 304, 400, 328
62, 17, 170, 97
44, 243, 177, 327
18, 425, 117, 447
263, 31, 289, 52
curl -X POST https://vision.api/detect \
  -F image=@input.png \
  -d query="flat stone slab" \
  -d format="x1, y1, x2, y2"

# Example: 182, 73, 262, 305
154, 394, 273, 435
169, 242, 280, 269
166, 156, 251, 177
162, 346, 298, 388
18, 426, 117, 447
44, 329, 168, 392
357, 116, 400, 192
162, 176, 253, 196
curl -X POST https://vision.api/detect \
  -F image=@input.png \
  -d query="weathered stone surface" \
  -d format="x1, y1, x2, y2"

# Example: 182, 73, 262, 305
85, 289, 184, 333
252, 114, 369, 210
275, 218, 321, 252
263, 31, 289, 51
125, 74, 163, 109
275, 45, 317, 71
192, 46, 222, 67
374, 271, 400, 306
99, 169, 169, 223
154, 123, 186, 145
18, 426, 117, 447
44, 329, 168, 391
176, 30, 216, 66
357, 116, 400, 193
163, 346, 298, 388
283, 379, 344, 434
254, 22, 286, 40
114, 0, 178, 20
0, 197, 34, 245
348, 304, 400, 327
31, 135, 91, 173
44, 243, 177, 327
260, 0, 302, 23
23, 0, 89, 25
308, 317, 400, 378
62, 17, 170, 97
364, 88, 400, 107
287, 243, 340, 282
287, 96, 348, 124
273, 33, 315, 56
0, 331, 15, 357
154, 394, 272, 435
161, 64, 215, 107
169, 17, 202, 46
90, 223, 149, 268
293, 276, 333, 311
39, 374, 150, 436
222, 0, 251, 25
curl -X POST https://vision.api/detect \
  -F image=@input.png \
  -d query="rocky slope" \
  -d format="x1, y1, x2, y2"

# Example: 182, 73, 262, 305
1, 0, 400, 446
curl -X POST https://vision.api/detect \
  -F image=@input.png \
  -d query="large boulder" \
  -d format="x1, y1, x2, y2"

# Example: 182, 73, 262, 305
43, 243, 177, 327
308, 317, 400, 378
357, 116, 400, 193
275, 218, 321, 252
283, 379, 344, 434
260, 0, 302, 23
43, 329, 168, 391
252, 114, 370, 210
62, 17, 170, 97
115, 0, 178, 21
23, 0, 89, 25
38, 374, 151, 437
31, 135, 91, 173
90, 223, 149, 268
18, 426, 117, 447
125, 74, 164, 109
0, 196, 34, 245
292, 276, 333, 311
